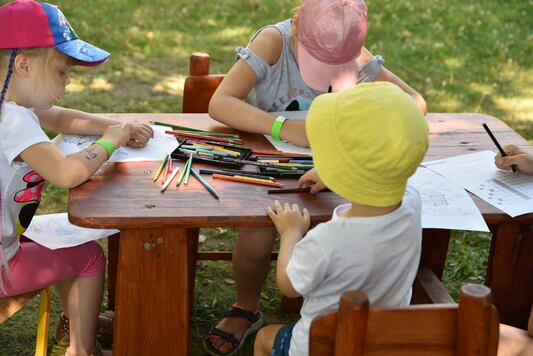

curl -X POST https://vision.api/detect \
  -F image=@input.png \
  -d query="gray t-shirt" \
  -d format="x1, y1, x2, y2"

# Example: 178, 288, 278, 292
236, 19, 384, 112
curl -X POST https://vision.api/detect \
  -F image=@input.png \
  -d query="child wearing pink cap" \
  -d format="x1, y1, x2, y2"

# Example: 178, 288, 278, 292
0, 1, 153, 355
205, 1, 426, 354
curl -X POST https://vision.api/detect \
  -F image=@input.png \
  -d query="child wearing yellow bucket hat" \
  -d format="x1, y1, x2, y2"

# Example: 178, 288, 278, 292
255, 82, 428, 356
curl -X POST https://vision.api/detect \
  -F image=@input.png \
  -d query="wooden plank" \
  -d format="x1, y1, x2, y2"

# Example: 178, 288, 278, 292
114, 228, 192, 355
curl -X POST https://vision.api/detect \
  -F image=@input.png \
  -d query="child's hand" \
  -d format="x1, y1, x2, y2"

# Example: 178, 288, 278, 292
267, 200, 310, 237
127, 122, 154, 148
102, 123, 131, 148
298, 168, 326, 193
495, 145, 533, 176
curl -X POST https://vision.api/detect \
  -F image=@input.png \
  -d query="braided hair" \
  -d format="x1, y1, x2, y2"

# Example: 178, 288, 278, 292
0, 48, 17, 294
0, 49, 17, 112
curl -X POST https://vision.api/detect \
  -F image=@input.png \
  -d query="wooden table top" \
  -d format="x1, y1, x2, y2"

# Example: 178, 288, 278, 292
68, 113, 533, 229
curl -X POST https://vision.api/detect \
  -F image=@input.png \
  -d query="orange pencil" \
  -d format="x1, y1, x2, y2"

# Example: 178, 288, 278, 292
212, 174, 284, 188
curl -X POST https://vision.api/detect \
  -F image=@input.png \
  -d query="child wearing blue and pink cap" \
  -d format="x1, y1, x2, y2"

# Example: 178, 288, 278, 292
0, 1, 152, 355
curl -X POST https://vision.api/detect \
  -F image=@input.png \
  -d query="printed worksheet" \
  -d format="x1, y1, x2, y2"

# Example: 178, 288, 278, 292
423, 151, 533, 217
25, 213, 119, 250
52, 125, 179, 162
409, 167, 489, 231
264, 111, 312, 155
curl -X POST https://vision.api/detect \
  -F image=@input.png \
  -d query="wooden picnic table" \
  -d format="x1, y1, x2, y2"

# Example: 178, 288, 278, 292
68, 113, 533, 355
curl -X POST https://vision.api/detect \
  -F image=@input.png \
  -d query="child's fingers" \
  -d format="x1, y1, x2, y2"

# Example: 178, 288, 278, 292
274, 200, 283, 213
291, 203, 301, 214
303, 208, 310, 224
284, 202, 291, 212
266, 207, 277, 220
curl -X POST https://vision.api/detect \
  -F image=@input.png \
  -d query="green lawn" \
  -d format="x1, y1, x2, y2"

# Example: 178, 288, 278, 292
0, 0, 531, 355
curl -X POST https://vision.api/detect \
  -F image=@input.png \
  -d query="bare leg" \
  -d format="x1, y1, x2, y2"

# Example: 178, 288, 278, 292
56, 273, 104, 356
254, 324, 283, 356
210, 227, 276, 353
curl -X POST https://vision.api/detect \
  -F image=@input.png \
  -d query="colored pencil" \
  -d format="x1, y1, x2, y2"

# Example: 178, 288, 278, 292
191, 168, 220, 199
170, 130, 240, 138
165, 130, 243, 145
151, 121, 208, 133
219, 157, 298, 170
199, 169, 275, 181
161, 167, 180, 192
482, 123, 517, 173
267, 187, 330, 194
175, 156, 192, 186
184, 153, 194, 184
212, 174, 284, 188
251, 149, 311, 157
153, 154, 169, 182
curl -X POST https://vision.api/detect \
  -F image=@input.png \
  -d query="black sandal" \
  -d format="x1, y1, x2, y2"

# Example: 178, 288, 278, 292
204, 304, 263, 356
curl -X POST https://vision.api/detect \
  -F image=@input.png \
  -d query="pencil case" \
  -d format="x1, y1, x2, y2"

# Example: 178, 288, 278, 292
171, 138, 252, 168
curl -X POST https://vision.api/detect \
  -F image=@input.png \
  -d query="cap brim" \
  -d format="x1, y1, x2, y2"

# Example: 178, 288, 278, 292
297, 41, 357, 93
54, 39, 110, 66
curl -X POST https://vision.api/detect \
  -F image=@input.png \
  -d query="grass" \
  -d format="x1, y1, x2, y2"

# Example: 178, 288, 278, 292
0, 0, 531, 355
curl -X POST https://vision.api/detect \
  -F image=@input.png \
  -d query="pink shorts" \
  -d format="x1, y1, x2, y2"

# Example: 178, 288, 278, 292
0, 239, 105, 298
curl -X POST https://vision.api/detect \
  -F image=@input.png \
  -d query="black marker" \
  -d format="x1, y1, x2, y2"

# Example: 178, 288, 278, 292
482, 123, 517, 173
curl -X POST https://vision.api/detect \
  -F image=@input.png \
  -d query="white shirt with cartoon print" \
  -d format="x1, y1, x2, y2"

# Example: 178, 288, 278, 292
0, 102, 49, 261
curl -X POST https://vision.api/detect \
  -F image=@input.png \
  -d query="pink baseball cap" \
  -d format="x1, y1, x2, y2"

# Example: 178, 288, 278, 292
0, 0, 109, 66
297, 0, 367, 93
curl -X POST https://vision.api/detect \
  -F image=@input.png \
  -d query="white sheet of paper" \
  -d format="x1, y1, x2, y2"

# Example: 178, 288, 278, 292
25, 213, 119, 250
264, 111, 312, 155
409, 167, 489, 232
52, 125, 179, 162
423, 151, 533, 217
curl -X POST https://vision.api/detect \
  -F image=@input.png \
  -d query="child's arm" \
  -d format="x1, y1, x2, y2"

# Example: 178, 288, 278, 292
209, 28, 309, 147
20, 123, 131, 188
267, 200, 311, 298
35, 106, 154, 148
358, 48, 428, 114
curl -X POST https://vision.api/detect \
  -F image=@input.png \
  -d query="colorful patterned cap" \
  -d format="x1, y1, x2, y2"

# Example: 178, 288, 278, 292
0, 0, 109, 66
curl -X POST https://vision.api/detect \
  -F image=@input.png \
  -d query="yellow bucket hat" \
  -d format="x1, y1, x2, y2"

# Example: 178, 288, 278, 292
306, 82, 428, 207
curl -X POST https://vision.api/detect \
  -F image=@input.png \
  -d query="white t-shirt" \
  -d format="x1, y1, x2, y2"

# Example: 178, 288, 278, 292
286, 186, 422, 356
0, 102, 50, 261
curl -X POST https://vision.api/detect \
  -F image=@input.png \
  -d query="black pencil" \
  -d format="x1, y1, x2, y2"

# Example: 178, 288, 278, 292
482, 123, 517, 173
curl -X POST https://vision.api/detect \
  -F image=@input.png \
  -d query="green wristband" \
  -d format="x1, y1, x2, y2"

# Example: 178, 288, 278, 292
94, 139, 116, 158
271, 116, 287, 142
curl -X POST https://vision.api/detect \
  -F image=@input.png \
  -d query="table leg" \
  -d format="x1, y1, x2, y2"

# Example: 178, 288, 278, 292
113, 227, 195, 355
487, 223, 533, 329
107, 232, 120, 310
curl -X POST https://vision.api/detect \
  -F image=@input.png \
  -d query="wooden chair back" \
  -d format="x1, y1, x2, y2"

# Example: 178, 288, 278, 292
182, 52, 225, 113
0, 287, 52, 356
309, 284, 499, 356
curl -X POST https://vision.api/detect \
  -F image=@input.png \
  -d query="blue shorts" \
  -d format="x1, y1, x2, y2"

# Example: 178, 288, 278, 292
272, 323, 295, 356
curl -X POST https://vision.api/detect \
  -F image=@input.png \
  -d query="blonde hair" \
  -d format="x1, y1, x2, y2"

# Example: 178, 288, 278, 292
0, 48, 73, 110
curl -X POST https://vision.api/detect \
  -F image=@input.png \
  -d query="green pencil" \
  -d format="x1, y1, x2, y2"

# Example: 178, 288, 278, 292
176, 154, 192, 186
191, 168, 219, 199
151, 121, 207, 133
153, 154, 169, 182
184, 153, 194, 185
